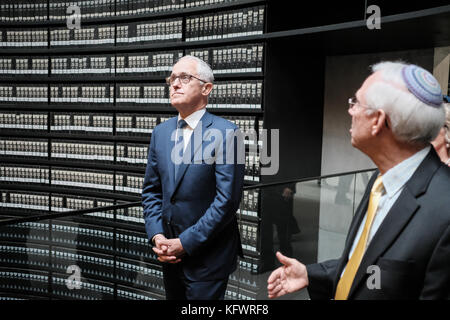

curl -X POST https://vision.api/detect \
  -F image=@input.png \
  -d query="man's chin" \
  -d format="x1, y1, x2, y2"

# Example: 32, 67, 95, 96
170, 101, 183, 109
170, 102, 189, 114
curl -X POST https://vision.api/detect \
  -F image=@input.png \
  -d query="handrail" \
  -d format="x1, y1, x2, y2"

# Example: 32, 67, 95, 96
0, 201, 141, 227
246, 167, 376, 190
0, 168, 376, 227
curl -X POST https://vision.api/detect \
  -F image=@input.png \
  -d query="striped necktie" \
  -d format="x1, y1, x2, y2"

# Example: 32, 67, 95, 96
174, 119, 188, 179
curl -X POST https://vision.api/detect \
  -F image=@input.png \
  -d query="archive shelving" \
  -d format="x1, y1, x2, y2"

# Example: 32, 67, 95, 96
1, 0, 449, 300
0, 0, 267, 300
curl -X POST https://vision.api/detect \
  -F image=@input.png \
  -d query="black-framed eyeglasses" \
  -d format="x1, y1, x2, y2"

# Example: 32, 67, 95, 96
166, 73, 208, 86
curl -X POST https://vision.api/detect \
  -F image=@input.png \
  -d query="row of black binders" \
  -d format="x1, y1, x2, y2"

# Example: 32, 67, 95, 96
0, 44, 263, 76
186, 6, 264, 41
0, 82, 263, 109
0, 112, 262, 136
0, 4, 264, 48
1, 145, 261, 179
0, 0, 242, 22
0, 0, 267, 300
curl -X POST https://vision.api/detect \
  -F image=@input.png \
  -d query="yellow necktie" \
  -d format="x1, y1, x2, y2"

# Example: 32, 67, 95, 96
334, 175, 384, 300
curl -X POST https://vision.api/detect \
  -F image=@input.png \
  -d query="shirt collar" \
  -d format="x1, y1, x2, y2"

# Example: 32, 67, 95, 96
382, 145, 431, 198
178, 108, 206, 130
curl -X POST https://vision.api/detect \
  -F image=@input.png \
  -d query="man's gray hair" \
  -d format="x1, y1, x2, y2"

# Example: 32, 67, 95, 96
175, 55, 214, 83
364, 61, 445, 144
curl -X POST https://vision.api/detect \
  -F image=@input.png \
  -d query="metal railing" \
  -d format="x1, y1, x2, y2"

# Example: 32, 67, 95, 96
0, 168, 376, 300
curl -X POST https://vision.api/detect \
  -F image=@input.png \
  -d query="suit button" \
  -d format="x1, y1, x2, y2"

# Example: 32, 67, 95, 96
170, 198, 176, 204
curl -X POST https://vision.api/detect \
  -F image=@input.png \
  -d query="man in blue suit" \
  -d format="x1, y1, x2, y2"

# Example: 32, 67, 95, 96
142, 55, 245, 300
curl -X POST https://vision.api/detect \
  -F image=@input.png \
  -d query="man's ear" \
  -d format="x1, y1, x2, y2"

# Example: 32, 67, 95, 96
202, 83, 213, 96
371, 109, 387, 136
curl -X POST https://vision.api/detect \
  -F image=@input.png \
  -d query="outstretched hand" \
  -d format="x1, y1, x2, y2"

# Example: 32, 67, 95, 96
267, 251, 309, 299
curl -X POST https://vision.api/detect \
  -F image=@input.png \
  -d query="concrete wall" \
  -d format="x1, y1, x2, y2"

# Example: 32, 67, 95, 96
433, 46, 450, 95
320, 49, 435, 176
317, 49, 435, 262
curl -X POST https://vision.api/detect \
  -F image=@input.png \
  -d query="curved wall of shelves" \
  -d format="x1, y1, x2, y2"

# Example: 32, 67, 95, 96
1, 0, 448, 301
0, 0, 266, 300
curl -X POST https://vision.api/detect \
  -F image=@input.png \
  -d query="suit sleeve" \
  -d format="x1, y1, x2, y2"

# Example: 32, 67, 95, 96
141, 128, 164, 243
179, 127, 245, 256
306, 259, 340, 300
420, 224, 450, 299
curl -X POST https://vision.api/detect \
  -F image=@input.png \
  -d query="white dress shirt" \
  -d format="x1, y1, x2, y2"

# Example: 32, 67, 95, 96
176, 108, 206, 152
152, 108, 206, 245
342, 146, 431, 275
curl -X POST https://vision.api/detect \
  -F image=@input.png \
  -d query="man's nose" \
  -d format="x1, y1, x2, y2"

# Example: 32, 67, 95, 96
171, 80, 181, 89
172, 77, 182, 86
348, 107, 354, 116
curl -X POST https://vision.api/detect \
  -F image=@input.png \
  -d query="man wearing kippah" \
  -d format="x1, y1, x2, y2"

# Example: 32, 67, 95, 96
267, 61, 450, 300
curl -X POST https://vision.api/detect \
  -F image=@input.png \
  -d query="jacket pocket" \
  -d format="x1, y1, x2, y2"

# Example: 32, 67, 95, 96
376, 257, 420, 299
378, 257, 416, 274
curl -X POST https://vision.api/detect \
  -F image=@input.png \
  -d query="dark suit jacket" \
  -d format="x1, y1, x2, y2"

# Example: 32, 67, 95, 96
307, 148, 450, 299
142, 111, 245, 281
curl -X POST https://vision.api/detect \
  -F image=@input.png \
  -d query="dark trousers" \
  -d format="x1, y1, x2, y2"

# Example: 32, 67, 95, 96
162, 264, 228, 300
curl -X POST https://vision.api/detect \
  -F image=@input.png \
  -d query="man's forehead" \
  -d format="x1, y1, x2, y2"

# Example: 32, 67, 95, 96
357, 70, 409, 99
356, 71, 383, 102
172, 59, 197, 73
360, 71, 383, 93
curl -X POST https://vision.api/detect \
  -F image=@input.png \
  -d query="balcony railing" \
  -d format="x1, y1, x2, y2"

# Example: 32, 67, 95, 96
0, 168, 375, 300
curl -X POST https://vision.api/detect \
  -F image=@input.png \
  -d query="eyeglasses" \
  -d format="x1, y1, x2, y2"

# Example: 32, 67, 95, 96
166, 73, 208, 86
348, 97, 371, 110
349, 96, 390, 128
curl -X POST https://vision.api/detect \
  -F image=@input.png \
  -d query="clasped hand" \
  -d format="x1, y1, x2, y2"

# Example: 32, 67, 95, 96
152, 234, 185, 264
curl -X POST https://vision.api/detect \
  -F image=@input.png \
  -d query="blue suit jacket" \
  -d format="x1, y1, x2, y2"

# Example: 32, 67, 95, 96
142, 111, 245, 281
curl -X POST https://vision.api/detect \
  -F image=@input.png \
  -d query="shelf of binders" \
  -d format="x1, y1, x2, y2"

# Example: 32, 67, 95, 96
0, 183, 139, 203
0, 183, 140, 201
0, 35, 266, 56
0, 4, 266, 51
0, 0, 266, 27
0, 73, 263, 83
0, 85, 263, 110
0, 157, 146, 175
0, 104, 264, 115
0, 137, 262, 177
0, 245, 163, 299
0, 44, 264, 77
0, 193, 149, 237
0, 190, 149, 237
0, 130, 150, 144
0, 140, 149, 170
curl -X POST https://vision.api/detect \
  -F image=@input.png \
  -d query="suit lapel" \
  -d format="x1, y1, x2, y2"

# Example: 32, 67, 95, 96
346, 173, 378, 251
165, 117, 178, 191
332, 171, 378, 292
171, 111, 213, 197
348, 189, 419, 298
346, 148, 441, 298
